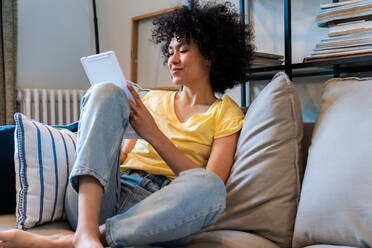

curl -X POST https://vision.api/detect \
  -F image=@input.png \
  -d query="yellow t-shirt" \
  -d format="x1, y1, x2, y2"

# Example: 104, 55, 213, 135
120, 90, 244, 180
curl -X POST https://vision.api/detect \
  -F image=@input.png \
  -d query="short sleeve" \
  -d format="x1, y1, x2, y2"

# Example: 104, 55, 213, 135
214, 96, 244, 139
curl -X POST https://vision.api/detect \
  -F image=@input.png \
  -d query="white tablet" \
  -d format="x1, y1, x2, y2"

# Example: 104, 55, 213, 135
80, 50, 134, 101
80, 51, 139, 139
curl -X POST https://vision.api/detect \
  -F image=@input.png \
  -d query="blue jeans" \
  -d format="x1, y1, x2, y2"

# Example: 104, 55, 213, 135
64, 82, 227, 247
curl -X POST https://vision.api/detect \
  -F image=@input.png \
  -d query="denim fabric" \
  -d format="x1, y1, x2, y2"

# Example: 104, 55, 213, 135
64, 82, 227, 247
117, 170, 171, 215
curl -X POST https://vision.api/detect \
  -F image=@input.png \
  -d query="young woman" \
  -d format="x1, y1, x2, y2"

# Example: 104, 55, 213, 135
0, 1, 252, 247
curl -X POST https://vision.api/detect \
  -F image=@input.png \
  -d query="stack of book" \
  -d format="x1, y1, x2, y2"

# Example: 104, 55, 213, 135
251, 52, 283, 67
304, 0, 372, 62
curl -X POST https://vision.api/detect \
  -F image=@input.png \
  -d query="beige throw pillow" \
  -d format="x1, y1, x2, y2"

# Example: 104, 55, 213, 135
293, 77, 372, 248
211, 72, 303, 248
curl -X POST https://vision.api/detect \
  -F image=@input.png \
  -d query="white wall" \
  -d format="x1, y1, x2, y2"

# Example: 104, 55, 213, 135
18, 0, 355, 121
136, 16, 173, 89
96, 0, 186, 88
17, 0, 93, 90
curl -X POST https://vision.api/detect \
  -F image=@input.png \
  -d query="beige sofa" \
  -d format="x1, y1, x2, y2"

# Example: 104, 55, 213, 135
1, 73, 371, 248
0, 122, 312, 248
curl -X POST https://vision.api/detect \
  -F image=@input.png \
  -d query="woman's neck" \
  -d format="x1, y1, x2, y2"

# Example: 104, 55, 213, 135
177, 85, 217, 107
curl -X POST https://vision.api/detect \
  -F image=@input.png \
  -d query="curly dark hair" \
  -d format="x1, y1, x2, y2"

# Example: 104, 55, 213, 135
152, 0, 254, 94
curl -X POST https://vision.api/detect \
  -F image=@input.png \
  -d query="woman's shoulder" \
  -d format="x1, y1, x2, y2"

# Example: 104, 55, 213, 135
216, 95, 244, 116
221, 95, 241, 107
213, 95, 244, 123
213, 95, 245, 138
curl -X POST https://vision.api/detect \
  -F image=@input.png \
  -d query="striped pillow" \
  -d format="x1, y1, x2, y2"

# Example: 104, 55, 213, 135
14, 113, 77, 229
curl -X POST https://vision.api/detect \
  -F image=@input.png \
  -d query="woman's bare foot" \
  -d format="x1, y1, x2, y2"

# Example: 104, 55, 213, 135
0, 229, 74, 248
73, 231, 103, 248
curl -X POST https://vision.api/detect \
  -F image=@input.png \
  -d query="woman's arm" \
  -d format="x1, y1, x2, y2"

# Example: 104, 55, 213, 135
205, 132, 240, 184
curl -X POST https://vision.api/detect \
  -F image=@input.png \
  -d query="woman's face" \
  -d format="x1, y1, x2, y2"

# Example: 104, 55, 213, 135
167, 37, 211, 87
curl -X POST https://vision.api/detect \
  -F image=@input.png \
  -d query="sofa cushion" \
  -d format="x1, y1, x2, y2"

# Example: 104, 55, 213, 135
185, 230, 280, 248
14, 113, 78, 229
293, 77, 372, 248
0, 121, 78, 215
210, 72, 303, 248
0, 125, 16, 214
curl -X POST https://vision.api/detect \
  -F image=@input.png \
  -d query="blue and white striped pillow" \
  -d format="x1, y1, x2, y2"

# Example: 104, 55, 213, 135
14, 113, 77, 229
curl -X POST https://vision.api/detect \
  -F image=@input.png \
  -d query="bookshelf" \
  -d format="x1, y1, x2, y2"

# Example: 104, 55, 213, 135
240, 0, 372, 107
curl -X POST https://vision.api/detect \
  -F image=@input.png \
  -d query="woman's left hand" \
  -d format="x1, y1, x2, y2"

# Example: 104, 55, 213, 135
127, 84, 160, 141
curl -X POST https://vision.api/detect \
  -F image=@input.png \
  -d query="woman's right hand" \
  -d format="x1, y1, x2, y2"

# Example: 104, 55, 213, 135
127, 84, 162, 143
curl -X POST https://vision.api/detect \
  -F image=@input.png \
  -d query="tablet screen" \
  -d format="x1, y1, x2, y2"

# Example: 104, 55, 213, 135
80, 51, 139, 139
80, 51, 134, 101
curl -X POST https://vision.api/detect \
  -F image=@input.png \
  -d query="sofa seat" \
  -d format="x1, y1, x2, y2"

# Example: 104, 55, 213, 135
0, 214, 279, 248
304, 245, 357, 248
186, 230, 280, 248
0, 214, 71, 235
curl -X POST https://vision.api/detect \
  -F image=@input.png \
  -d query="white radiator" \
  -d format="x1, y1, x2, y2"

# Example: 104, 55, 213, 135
17, 88, 86, 125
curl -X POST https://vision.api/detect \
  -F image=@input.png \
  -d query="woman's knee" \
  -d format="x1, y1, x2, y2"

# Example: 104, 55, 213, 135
85, 82, 128, 107
178, 168, 227, 207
